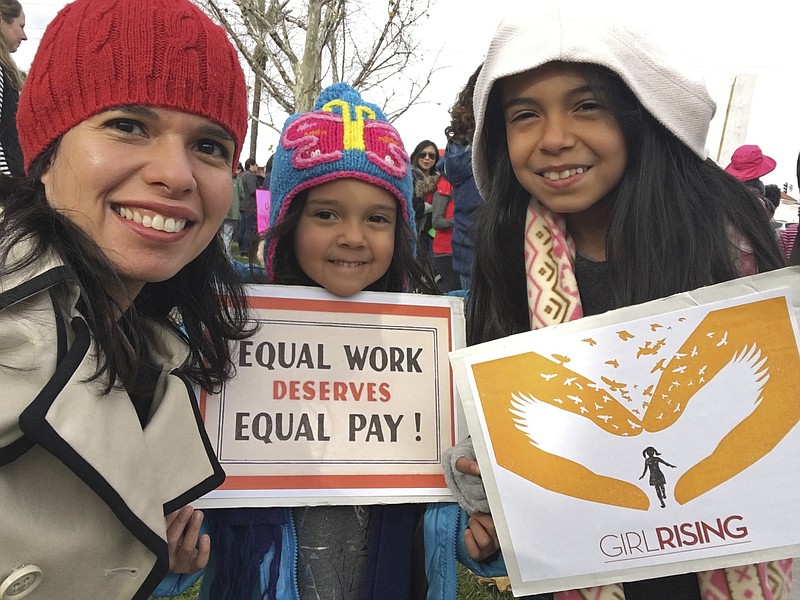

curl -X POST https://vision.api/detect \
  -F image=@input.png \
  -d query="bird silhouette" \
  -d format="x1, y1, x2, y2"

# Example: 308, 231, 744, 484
551, 353, 571, 365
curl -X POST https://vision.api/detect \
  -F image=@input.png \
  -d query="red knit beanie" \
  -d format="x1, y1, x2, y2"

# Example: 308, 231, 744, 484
17, 0, 248, 173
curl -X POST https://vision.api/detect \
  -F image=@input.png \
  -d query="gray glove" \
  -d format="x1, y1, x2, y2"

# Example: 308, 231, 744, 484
442, 437, 490, 514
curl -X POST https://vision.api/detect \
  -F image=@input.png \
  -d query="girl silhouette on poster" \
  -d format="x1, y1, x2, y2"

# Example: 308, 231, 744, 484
639, 446, 676, 508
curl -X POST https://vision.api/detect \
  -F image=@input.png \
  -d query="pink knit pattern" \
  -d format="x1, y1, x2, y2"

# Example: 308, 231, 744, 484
524, 200, 582, 329
524, 198, 793, 600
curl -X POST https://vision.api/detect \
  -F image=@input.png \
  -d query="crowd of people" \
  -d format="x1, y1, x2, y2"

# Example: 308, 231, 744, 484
0, 1, 798, 600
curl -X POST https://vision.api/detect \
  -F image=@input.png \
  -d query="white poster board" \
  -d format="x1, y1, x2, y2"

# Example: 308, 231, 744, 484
449, 267, 800, 596
197, 285, 465, 507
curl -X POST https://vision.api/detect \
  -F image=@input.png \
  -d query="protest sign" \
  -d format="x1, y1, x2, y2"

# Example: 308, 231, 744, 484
449, 267, 800, 596
198, 284, 465, 507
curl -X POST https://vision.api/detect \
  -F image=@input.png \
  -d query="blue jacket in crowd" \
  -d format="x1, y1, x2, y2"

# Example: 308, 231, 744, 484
437, 143, 483, 287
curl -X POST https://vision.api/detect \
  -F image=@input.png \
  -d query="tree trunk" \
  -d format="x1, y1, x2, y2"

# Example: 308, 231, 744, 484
248, 0, 267, 160
294, 0, 325, 112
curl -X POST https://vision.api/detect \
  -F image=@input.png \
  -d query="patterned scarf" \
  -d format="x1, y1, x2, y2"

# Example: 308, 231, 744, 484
523, 198, 793, 600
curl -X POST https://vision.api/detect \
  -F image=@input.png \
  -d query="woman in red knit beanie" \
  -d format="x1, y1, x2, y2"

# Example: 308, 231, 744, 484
0, 0, 252, 598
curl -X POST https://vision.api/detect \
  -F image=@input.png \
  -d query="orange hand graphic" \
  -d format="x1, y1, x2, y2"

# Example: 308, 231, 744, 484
472, 297, 800, 511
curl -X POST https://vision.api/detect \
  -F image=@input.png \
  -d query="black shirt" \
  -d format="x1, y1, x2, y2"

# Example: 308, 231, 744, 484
568, 253, 702, 600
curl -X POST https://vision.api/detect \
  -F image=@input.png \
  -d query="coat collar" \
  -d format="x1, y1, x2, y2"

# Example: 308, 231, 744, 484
1, 248, 224, 593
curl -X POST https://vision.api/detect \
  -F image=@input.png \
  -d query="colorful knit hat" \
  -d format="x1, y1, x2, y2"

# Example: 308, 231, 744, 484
265, 82, 414, 280
17, 0, 248, 173
472, 8, 716, 195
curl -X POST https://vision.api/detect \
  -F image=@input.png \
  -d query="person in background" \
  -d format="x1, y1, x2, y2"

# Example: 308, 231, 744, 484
155, 83, 441, 600
221, 161, 244, 258
431, 177, 459, 292
260, 153, 273, 187
0, 0, 26, 176
445, 7, 788, 600
0, 0, 253, 597
238, 156, 259, 257
764, 184, 781, 217
251, 153, 275, 271
410, 139, 442, 265
779, 151, 800, 262
438, 65, 483, 292
724, 144, 777, 218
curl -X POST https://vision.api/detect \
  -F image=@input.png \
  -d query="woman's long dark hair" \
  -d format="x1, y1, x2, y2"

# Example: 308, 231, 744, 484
468, 63, 784, 345
256, 189, 439, 294
0, 141, 254, 394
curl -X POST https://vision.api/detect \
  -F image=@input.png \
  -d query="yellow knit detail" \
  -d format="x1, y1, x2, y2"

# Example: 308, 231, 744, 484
322, 99, 377, 152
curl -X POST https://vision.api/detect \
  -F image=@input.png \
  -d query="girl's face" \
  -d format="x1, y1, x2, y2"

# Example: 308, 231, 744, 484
415, 145, 437, 174
500, 62, 627, 216
0, 10, 26, 52
294, 178, 397, 297
41, 106, 236, 301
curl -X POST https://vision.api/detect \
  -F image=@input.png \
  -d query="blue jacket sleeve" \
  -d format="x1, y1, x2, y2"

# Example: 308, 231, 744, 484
424, 503, 507, 600
438, 143, 474, 188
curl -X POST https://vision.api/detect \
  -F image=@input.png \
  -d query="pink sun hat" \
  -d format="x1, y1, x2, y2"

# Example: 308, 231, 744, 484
724, 145, 776, 181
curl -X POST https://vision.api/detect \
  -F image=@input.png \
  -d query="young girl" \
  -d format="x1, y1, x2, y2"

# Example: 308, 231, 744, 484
156, 83, 445, 600
444, 8, 791, 600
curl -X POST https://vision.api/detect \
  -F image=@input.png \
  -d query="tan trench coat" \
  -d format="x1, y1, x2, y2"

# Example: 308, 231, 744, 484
0, 247, 224, 600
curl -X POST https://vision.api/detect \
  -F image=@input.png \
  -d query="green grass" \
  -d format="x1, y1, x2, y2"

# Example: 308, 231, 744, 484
150, 566, 515, 599
230, 241, 249, 265
149, 579, 200, 600
456, 563, 516, 599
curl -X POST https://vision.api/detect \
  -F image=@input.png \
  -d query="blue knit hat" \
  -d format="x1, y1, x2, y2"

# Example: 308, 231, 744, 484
265, 83, 414, 279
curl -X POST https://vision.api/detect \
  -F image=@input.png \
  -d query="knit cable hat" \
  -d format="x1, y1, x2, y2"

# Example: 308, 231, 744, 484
472, 8, 717, 194
17, 0, 248, 173
265, 82, 414, 280
724, 145, 776, 181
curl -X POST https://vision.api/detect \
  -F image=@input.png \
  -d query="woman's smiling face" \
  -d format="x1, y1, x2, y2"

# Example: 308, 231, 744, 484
415, 145, 437, 174
41, 105, 236, 301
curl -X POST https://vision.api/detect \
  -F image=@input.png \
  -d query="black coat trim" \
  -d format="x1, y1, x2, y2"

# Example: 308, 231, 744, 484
162, 371, 226, 515
0, 278, 72, 465
0, 265, 70, 309
0, 436, 34, 465
18, 316, 168, 599
49, 287, 68, 363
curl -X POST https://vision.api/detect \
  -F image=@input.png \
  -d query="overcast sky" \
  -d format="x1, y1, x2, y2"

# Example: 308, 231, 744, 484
393, 0, 800, 192
16, 0, 800, 192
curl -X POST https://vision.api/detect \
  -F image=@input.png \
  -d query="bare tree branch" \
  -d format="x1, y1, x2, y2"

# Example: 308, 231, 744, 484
194, 0, 436, 152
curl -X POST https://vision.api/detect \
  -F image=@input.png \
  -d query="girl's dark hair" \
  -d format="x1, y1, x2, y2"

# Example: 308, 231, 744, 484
0, 141, 254, 394
255, 189, 438, 294
468, 62, 785, 345
445, 65, 482, 145
410, 140, 439, 174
